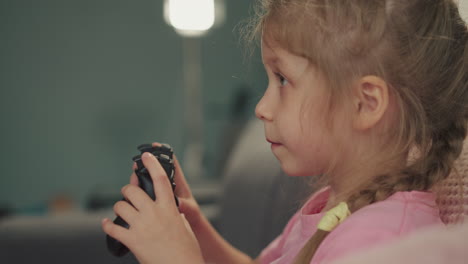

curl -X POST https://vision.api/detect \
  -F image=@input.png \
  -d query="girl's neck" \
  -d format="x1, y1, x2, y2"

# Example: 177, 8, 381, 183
323, 152, 407, 211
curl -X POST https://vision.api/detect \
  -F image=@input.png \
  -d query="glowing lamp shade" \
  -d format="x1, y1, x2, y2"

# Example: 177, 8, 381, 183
164, 0, 216, 37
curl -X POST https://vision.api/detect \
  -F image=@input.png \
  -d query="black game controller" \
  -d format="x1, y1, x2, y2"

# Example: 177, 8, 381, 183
106, 143, 179, 257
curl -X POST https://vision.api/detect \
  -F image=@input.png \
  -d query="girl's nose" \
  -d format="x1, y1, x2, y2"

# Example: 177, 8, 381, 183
255, 93, 273, 121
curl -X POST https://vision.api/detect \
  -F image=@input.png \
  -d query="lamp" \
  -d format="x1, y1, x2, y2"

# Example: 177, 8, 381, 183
163, 0, 225, 179
164, 0, 225, 37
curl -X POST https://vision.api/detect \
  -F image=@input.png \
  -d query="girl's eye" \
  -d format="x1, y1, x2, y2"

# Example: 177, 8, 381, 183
275, 73, 289, 86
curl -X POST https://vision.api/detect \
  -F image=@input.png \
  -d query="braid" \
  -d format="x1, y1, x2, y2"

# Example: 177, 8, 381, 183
293, 120, 467, 264
348, 120, 467, 211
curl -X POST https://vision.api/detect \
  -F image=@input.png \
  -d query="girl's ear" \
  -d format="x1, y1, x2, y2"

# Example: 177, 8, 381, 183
352, 76, 389, 131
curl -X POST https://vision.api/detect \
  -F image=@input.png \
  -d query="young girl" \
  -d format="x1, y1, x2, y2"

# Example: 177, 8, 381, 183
102, 0, 468, 263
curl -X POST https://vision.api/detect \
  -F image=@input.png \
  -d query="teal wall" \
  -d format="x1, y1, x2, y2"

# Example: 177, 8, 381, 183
0, 0, 266, 212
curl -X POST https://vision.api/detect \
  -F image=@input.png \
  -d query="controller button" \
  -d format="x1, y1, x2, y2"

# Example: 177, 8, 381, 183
137, 144, 153, 152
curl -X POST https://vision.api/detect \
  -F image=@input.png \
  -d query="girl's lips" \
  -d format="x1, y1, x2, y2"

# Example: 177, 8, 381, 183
267, 139, 282, 149
267, 138, 279, 144
270, 143, 281, 151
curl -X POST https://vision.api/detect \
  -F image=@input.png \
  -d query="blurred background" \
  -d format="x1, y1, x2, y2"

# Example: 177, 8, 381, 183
1, 1, 468, 263
0, 0, 266, 216
2, 0, 467, 223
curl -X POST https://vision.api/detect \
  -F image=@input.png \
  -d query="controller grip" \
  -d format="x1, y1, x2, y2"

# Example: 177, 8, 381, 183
138, 170, 156, 200
106, 215, 130, 257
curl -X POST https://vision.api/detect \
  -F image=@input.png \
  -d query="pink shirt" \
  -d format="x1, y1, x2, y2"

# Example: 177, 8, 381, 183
259, 187, 444, 264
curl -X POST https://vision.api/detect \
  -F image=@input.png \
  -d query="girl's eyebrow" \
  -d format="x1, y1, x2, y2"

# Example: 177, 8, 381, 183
264, 56, 284, 68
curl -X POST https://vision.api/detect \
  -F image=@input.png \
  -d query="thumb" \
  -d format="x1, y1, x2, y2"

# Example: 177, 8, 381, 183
177, 198, 199, 220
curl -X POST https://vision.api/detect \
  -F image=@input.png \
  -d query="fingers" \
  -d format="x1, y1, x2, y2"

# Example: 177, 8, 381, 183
141, 152, 174, 206
129, 142, 161, 185
172, 154, 193, 198
150, 142, 190, 197
130, 171, 139, 186
176, 197, 198, 220
102, 218, 131, 244
151, 142, 162, 147
113, 200, 139, 225
121, 184, 153, 211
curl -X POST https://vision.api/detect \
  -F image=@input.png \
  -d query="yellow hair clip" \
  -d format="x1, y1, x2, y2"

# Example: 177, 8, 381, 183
317, 202, 350, 232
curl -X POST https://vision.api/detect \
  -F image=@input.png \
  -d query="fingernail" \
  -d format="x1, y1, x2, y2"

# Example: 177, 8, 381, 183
143, 152, 153, 158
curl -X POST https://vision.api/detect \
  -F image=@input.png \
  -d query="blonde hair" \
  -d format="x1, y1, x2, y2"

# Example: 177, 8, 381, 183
244, 0, 468, 263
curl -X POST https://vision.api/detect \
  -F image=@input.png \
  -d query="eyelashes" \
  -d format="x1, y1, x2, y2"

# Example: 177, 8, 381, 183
275, 72, 289, 86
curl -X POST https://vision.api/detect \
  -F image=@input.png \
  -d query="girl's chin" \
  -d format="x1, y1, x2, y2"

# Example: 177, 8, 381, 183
280, 165, 319, 177
279, 161, 324, 177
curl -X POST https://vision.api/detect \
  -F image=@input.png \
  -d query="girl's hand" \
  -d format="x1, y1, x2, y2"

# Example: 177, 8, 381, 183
130, 143, 204, 231
102, 151, 204, 264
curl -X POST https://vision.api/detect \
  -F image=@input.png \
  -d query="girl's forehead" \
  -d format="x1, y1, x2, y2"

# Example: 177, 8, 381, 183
261, 39, 279, 63
261, 38, 310, 73
261, 38, 292, 64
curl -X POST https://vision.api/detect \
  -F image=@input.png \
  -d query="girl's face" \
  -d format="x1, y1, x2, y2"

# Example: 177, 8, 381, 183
256, 39, 339, 176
